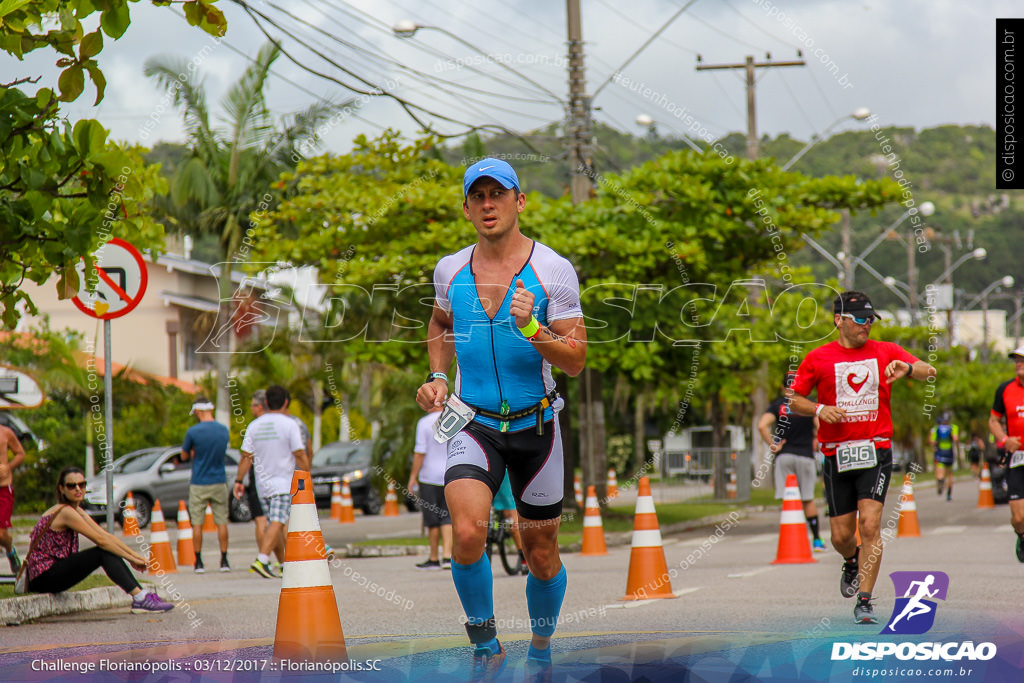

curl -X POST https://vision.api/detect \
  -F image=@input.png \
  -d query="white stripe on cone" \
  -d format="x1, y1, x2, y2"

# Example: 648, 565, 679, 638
282, 559, 333, 589
288, 504, 323, 533
784, 486, 799, 499
150, 531, 170, 543
151, 510, 165, 524
584, 516, 603, 528
584, 495, 598, 508
779, 510, 806, 525
178, 528, 193, 539
901, 500, 917, 511
631, 528, 663, 548
635, 497, 656, 515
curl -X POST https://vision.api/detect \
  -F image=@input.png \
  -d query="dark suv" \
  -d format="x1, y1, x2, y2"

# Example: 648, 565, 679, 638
310, 441, 383, 514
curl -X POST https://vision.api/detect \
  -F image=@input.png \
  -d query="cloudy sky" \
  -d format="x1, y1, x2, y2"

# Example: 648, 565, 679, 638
3, 0, 1010, 154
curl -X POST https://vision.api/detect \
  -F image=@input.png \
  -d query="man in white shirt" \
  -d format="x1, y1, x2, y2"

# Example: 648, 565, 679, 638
234, 385, 309, 578
408, 405, 452, 570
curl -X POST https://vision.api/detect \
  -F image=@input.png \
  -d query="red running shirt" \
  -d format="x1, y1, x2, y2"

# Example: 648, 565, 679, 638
790, 340, 919, 453
991, 377, 1024, 438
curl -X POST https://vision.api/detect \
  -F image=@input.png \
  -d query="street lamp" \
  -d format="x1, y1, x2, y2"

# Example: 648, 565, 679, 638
967, 276, 1015, 359
882, 276, 911, 308
392, 20, 564, 102
636, 113, 704, 153
931, 247, 987, 286
782, 107, 871, 171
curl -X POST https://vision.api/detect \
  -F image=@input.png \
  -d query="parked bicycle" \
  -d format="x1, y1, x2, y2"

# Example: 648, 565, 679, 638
484, 506, 527, 576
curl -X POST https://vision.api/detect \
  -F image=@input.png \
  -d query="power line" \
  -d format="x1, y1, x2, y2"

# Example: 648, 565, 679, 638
719, 0, 802, 51
592, 0, 700, 99
229, 0, 540, 142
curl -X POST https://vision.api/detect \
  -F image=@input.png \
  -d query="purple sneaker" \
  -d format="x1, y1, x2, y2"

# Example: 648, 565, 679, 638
131, 591, 174, 613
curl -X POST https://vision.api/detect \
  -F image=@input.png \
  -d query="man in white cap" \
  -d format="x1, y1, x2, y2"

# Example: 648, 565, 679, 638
180, 396, 231, 573
988, 346, 1024, 562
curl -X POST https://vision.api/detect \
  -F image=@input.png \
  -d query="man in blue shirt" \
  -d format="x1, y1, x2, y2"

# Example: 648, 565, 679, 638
181, 397, 231, 573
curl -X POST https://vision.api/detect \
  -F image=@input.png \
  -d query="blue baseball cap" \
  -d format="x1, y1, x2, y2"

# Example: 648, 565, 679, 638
463, 158, 520, 197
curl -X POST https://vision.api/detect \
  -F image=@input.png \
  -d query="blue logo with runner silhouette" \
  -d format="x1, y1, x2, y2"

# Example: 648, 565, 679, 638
881, 571, 949, 634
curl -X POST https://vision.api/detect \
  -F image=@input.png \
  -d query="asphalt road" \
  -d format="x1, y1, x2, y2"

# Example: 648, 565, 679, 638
2, 475, 1023, 682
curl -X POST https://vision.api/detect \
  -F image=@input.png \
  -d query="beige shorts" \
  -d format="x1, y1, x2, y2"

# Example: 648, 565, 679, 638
189, 483, 229, 526
774, 454, 818, 501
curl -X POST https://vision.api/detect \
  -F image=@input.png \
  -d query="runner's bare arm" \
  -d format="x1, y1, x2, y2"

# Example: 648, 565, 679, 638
5, 426, 25, 468
756, 412, 784, 453
509, 279, 586, 376
293, 448, 310, 472
989, 414, 1021, 452
785, 390, 846, 424
418, 303, 456, 410
884, 359, 936, 383
233, 452, 253, 499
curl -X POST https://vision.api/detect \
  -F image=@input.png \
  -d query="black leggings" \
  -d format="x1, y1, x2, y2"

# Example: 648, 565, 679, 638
28, 547, 141, 595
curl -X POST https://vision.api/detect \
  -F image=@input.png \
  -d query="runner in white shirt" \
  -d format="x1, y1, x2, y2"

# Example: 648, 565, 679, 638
234, 385, 308, 578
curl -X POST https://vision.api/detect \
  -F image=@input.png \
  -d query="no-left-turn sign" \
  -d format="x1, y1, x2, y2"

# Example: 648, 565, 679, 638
72, 237, 149, 320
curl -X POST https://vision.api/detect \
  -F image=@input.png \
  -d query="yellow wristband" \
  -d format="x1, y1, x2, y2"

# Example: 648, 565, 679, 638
518, 316, 540, 338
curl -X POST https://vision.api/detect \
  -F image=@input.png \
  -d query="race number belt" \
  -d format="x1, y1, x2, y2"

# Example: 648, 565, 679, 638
432, 392, 559, 442
469, 391, 559, 435
1010, 450, 1024, 468
835, 439, 878, 473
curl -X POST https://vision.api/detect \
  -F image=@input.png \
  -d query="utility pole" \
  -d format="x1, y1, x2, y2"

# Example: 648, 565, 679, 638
697, 54, 803, 496
840, 209, 853, 288
696, 55, 805, 160
567, 0, 593, 201
565, 0, 604, 501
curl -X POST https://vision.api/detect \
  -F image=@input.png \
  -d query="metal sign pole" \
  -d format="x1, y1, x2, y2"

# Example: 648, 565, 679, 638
104, 318, 114, 533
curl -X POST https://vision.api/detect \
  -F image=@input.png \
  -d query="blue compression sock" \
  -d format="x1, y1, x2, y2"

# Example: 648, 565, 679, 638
526, 565, 567, 638
452, 554, 498, 652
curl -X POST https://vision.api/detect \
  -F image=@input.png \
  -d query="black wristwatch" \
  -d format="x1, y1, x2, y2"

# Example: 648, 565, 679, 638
235, 479, 244, 485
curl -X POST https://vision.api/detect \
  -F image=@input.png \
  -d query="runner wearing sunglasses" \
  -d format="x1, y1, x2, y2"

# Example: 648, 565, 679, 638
787, 291, 936, 625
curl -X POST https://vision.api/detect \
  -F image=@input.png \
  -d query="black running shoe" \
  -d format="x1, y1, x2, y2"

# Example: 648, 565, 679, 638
840, 548, 860, 598
854, 592, 878, 624
1016, 535, 1024, 563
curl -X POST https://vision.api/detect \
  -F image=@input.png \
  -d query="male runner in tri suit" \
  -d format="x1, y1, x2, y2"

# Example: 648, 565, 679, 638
417, 158, 586, 680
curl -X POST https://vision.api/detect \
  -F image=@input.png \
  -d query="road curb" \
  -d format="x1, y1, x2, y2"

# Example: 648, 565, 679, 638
1, 586, 127, 626
342, 544, 429, 558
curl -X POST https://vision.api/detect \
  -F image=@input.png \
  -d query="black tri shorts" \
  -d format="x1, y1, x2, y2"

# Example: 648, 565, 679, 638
822, 447, 893, 517
444, 418, 563, 520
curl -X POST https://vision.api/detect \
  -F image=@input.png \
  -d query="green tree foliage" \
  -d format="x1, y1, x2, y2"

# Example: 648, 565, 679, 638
255, 134, 899, 473
144, 40, 344, 425
0, 0, 227, 326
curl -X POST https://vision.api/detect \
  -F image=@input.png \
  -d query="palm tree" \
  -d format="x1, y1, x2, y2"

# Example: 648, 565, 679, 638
144, 42, 346, 424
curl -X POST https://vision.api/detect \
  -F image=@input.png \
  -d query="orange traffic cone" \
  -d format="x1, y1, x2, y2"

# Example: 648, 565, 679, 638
580, 486, 608, 556
727, 470, 737, 499
607, 469, 619, 499
383, 481, 400, 517
772, 474, 817, 564
147, 500, 177, 574
338, 481, 356, 524
978, 465, 996, 509
574, 475, 583, 508
896, 475, 921, 537
622, 477, 676, 600
176, 500, 196, 566
330, 480, 344, 521
122, 492, 140, 537
274, 470, 347, 662
202, 504, 216, 532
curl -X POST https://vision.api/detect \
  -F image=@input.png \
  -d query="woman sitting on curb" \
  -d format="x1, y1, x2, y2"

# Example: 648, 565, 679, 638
24, 466, 173, 613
